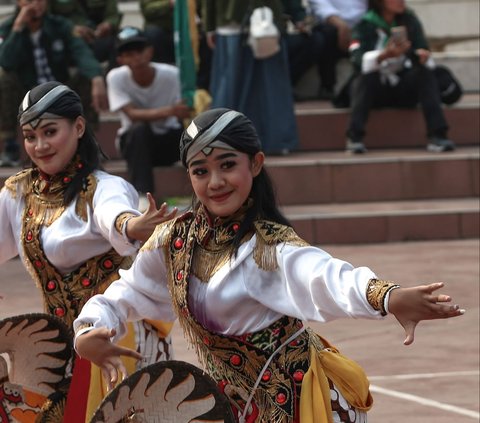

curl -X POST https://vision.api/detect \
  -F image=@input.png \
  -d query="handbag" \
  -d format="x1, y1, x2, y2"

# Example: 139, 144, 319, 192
434, 65, 463, 105
247, 6, 280, 59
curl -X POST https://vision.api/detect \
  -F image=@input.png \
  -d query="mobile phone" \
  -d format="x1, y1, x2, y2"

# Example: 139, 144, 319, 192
390, 26, 407, 43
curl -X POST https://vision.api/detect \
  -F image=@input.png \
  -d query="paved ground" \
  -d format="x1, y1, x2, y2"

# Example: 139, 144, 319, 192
1, 239, 479, 422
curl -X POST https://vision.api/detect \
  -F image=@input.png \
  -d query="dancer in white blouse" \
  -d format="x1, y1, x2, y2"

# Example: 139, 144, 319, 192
0, 81, 176, 422
74, 108, 464, 423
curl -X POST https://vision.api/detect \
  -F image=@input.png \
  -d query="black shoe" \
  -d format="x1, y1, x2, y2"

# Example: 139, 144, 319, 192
346, 138, 367, 154
427, 136, 456, 152
0, 151, 21, 167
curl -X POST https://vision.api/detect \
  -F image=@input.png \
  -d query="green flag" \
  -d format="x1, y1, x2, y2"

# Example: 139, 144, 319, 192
174, 0, 196, 108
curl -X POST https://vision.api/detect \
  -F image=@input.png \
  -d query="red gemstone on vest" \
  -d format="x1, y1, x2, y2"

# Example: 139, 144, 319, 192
230, 354, 242, 366
232, 223, 240, 232
289, 340, 299, 346
34, 260, 43, 268
46, 280, 56, 291
174, 237, 184, 249
77, 162, 84, 169
176, 270, 183, 281
103, 259, 113, 269
63, 176, 72, 184
203, 336, 211, 346
54, 307, 65, 317
81, 277, 91, 287
293, 370, 304, 382
262, 370, 271, 382
28, 209, 33, 216
276, 392, 287, 404
26, 231, 33, 241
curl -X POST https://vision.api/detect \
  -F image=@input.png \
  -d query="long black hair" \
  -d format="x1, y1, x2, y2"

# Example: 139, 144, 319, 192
18, 81, 107, 205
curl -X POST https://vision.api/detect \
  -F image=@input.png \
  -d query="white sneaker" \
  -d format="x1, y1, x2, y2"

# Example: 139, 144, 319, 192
138, 193, 149, 213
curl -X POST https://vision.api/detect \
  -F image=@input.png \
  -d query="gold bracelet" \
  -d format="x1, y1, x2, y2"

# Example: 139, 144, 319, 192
115, 212, 136, 235
366, 278, 400, 316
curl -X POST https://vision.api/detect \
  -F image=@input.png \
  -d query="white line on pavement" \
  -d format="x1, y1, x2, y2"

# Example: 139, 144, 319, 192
370, 384, 480, 419
369, 370, 480, 381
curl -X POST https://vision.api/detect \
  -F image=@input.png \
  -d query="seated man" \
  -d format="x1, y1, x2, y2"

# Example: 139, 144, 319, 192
308, 0, 367, 100
49, 0, 122, 69
0, 0, 108, 167
345, 0, 454, 154
107, 26, 191, 210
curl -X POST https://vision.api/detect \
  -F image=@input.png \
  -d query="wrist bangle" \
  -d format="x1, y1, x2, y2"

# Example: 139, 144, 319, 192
366, 278, 401, 316
74, 322, 94, 335
115, 212, 137, 237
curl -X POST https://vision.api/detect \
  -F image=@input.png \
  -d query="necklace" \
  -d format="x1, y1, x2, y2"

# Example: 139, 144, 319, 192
190, 203, 252, 282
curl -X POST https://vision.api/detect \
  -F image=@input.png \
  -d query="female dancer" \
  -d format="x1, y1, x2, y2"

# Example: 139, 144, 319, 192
0, 81, 176, 421
74, 108, 464, 422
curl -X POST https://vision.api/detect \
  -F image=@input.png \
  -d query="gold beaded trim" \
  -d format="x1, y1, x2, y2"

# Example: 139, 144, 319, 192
74, 322, 94, 335
366, 278, 400, 316
115, 212, 136, 235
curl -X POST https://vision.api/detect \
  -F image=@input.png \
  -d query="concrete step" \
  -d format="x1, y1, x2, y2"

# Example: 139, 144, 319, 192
93, 147, 480, 207
1, 147, 478, 205
284, 197, 479, 244
76, 159, 480, 244
295, 94, 480, 151
93, 95, 480, 161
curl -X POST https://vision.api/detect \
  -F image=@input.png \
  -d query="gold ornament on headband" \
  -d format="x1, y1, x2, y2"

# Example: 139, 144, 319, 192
184, 110, 241, 164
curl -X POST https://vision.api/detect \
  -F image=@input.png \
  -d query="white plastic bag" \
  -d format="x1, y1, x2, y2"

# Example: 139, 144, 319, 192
247, 7, 280, 59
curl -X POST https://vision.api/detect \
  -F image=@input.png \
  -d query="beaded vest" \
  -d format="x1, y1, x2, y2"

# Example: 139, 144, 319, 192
5, 161, 132, 327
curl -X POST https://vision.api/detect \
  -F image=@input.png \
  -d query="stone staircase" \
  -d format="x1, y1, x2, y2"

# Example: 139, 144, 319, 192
2, 97, 477, 245
96, 146, 480, 245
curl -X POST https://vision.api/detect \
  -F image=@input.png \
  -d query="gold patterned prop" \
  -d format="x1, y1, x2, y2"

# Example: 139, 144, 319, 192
89, 360, 235, 423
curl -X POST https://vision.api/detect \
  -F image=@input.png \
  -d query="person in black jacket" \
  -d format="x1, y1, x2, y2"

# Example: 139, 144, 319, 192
0, 0, 108, 167
345, 0, 454, 154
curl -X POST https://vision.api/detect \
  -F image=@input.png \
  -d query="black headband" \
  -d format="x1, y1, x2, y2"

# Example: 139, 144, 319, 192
18, 83, 83, 128
179, 108, 261, 167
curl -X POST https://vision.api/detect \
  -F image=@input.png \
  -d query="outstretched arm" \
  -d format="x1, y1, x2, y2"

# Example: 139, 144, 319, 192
126, 193, 178, 242
388, 282, 465, 345
76, 327, 142, 390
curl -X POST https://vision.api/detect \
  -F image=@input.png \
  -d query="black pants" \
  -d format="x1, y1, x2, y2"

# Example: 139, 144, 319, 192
286, 32, 314, 86
119, 122, 183, 194
311, 22, 348, 91
347, 65, 449, 142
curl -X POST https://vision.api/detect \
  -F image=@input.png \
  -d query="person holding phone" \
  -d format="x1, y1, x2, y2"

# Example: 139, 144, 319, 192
345, 0, 455, 153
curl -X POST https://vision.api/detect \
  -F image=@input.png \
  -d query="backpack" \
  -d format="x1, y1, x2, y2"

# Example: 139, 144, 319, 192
247, 6, 280, 59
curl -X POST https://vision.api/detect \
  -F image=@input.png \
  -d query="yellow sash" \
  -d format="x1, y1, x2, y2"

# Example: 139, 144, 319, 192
300, 337, 373, 422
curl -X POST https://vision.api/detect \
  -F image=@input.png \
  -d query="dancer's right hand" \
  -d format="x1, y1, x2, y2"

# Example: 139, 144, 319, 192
75, 327, 142, 390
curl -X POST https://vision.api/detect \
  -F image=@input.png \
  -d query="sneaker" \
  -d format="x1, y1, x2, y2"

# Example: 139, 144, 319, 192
138, 193, 150, 213
346, 138, 367, 154
0, 151, 21, 167
427, 136, 456, 152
